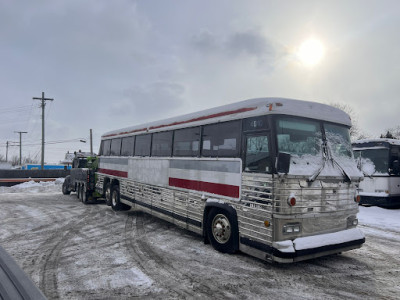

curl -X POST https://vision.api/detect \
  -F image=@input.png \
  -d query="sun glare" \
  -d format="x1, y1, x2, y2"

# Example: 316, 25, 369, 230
298, 38, 325, 67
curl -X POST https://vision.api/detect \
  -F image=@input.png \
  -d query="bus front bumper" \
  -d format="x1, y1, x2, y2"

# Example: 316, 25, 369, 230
271, 228, 365, 263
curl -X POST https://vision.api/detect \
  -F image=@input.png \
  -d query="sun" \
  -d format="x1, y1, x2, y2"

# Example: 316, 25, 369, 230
297, 38, 325, 67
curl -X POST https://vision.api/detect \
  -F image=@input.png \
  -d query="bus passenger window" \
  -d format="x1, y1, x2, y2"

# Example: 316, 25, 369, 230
245, 135, 270, 173
121, 136, 135, 156
135, 134, 151, 156
173, 127, 200, 157
110, 138, 122, 156
202, 120, 241, 157
102, 139, 111, 156
152, 131, 173, 156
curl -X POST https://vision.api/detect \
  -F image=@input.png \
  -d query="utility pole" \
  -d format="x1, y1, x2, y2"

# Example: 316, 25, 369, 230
90, 129, 93, 155
33, 92, 54, 170
14, 131, 27, 166
6, 141, 8, 162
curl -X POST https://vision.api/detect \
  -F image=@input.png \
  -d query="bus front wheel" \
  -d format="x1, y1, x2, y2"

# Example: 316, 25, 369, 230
206, 208, 237, 254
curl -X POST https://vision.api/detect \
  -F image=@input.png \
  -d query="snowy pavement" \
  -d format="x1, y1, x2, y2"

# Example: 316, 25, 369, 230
0, 180, 399, 299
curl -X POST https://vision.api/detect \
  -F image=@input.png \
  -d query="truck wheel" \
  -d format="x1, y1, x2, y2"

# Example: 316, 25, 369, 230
111, 185, 130, 211
77, 184, 82, 200
81, 185, 89, 204
62, 179, 71, 195
75, 184, 79, 198
206, 208, 237, 254
105, 182, 112, 206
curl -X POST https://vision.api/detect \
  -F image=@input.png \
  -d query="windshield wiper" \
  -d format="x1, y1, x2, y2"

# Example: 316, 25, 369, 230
308, 142, 327, 182
308, 141, 352, 182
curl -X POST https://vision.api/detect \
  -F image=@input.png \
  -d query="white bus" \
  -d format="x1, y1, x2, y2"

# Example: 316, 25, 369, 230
353, 139, 400, 208
96, 98, 365, 263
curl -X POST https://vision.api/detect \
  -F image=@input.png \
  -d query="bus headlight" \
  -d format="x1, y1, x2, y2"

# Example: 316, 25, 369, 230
283, 223, 301, 234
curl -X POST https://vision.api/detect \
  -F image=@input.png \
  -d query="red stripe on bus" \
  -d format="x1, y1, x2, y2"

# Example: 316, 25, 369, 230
102, 106, 257, 138
98, 168, 128, 178
149, 107, 257, 131
168, 177, 239, 198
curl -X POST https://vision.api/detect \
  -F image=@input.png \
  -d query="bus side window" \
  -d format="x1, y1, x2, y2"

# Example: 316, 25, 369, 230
135, 134, 151, 156
173, 127, 200, 157
244, 135, 271, 173
121, 136, 135, 156
110, 138, 122, 156
102, 139, 111, 156
152, 131, 173, 157
390, 146, 400, 175
202, 120, 241, 157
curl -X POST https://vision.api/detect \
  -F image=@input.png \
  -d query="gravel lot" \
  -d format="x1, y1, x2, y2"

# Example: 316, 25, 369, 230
0, 189, 399, 299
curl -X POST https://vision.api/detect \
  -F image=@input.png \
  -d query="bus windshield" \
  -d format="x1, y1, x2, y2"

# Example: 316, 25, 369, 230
354, 148, 389, 175
276, 117, 323, 175
324, 123, 352, 158
276, 117, 360, 178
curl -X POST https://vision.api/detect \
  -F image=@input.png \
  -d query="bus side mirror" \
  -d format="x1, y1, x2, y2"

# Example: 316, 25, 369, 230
276, 152, 291, 174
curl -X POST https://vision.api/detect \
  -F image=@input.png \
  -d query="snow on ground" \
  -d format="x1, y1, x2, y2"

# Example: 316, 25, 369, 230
0, 180, 399, 299
0, 178, 64, 194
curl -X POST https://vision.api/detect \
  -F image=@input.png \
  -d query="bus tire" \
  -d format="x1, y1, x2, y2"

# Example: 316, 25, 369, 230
105, 182, 112, 206
81, 185, 89, 204
206, 208, 238, 254
111, 185, 129, 211
62, 179, 71, 195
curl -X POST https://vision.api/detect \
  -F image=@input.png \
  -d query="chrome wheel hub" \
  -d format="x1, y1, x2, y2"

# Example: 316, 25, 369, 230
212, 214, 231, 244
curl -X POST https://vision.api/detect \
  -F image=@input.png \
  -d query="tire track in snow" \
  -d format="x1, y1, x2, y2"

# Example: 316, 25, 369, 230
36, 205, 98, 299
123, 211, 228, 299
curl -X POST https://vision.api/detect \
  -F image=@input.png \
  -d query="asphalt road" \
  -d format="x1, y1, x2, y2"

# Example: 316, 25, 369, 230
0, 192, 399, 299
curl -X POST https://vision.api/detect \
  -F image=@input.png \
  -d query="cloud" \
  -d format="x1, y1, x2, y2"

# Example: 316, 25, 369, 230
110, 81, 185, 125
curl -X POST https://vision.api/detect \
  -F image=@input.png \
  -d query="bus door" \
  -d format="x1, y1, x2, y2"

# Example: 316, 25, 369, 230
243, 132, 272, 174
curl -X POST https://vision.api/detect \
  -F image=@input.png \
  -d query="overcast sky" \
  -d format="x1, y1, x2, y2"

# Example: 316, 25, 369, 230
1, 0, 399, 163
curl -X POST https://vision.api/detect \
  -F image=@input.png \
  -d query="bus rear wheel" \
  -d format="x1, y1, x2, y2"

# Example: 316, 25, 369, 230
105, 182, 112, 206
206, 208, 237, 254
111, 185, 129, 211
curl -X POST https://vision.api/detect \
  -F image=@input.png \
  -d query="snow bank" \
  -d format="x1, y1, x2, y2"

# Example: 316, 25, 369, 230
0, 178, 64, 194
358, 206, 400, 234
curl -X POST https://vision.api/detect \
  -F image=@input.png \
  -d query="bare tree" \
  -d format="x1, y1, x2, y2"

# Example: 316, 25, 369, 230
329, 102, 368, 141
10, 155, 40, 167
380, 126, 400, 139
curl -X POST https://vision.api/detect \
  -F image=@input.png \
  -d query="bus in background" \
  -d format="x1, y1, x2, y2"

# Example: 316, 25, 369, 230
96, 98, 365, 263
353, 139, 400, 208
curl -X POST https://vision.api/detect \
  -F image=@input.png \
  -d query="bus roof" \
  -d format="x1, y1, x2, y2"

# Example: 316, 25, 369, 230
102, 97, 352, 139
352, 138, 400, 149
